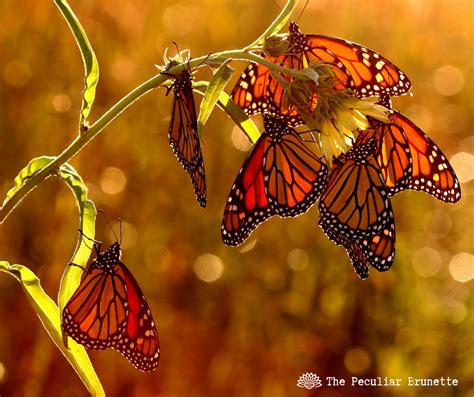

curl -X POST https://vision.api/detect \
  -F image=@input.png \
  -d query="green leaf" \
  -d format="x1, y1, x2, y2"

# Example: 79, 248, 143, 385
0, 262, 104, 396
56, 163, 96, 313
2, 155, 56, 209
197, 62, 234, 136
193, 82, 260, 144
247, 0, 298, 48
55, 0, 99, 125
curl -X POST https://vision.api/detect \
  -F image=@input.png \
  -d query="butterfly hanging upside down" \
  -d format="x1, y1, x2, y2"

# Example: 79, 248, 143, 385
165, 65, 207, 208
318, 138, 396, 279
221, 114, 328, 246
62, 241, 160, 372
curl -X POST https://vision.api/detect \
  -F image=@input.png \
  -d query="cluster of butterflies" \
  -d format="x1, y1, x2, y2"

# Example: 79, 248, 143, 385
165, 22, 461, 278
61, 21, 461, 374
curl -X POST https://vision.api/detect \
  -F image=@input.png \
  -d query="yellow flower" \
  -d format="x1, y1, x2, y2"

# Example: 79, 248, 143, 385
317, 97, 389, 164
275, 62, 389, 164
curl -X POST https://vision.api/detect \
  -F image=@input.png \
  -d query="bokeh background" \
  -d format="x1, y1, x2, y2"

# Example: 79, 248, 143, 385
0, 0, 472, 396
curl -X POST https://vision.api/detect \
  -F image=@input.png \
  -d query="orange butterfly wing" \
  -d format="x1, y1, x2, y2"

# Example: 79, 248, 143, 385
357, 109, 461, 203
169, 70, 207, 207
231, 60, 303, 126
390, 112, 461, 203
339, 224, 396, 279
62, 243, 160, 372
318, 139, 394, 241
62, 266, 127, 349
357, 118, 413, 195
115, 263, 160, 371
231, 22, 411, 123
222, 115, 328, 246
318, 139, 396, 278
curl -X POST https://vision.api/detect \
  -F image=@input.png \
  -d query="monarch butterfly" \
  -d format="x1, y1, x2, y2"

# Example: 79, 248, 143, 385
232, 22, 411, 121
357, 104, 461, 202
167, 69, 206, 207
62, 242, 160, 372
222, 114, 328, 246
318, 138, 394, 241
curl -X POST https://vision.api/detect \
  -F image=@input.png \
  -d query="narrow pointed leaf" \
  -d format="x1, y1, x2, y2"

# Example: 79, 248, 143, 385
0, 262, 104, 396
55, 0, 99, 125
194, 82, 260, 144
197, 62, 234, 136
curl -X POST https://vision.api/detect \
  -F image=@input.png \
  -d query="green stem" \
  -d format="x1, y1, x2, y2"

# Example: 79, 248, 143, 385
0, 47, 307, 223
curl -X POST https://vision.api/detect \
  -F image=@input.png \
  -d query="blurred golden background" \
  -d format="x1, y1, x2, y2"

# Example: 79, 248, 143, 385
0, 0, 472, 396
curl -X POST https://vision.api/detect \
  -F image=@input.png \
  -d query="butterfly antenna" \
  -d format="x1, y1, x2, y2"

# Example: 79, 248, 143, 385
118, 218, 123, 244
342, 132, 356, 146
172, 41, 181, 60
97, 209, 120, 243
271, 0, 282, 12
78, 228, 102, 254
68, 262, 87, 272
297, 0, 309, 22
297, 126, 319, 141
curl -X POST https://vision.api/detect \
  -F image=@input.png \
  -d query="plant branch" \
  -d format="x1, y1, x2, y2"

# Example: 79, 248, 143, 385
0, 47, 307, 223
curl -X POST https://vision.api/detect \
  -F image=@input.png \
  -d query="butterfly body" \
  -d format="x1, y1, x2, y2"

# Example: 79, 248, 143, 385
222, 115, 328, 246
62, 242, 160, 372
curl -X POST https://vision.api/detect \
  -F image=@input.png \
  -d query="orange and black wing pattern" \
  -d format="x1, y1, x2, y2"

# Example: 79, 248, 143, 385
231, 60, 303, 127
357, 109, 461, 203
169, 70, 207, 207
339, 223, 396, 279
289, 22, 411, 98
318, 138, 394, 241
390, 111, 461, 202
356, 117, 413, 196
62, 243, 160, 372
222, 115, 328, 246
318, 139, 396, 278
231, 22, 411, 123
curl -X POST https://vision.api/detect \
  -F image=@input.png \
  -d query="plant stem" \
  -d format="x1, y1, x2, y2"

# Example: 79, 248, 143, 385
0, 45, 309, 223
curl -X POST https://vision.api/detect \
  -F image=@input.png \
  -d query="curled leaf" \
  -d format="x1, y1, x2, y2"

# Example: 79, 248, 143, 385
55, 0, 99, 126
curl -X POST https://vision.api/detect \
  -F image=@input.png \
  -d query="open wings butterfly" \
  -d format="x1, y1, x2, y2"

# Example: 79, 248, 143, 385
232, 22, 411, 123
222, 114, 328, 246
62, 242, 160, 372
167, 69, 207, 207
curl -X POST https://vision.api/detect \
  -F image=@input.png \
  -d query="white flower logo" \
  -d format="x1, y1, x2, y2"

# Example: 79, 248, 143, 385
296, 372, 323, 389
